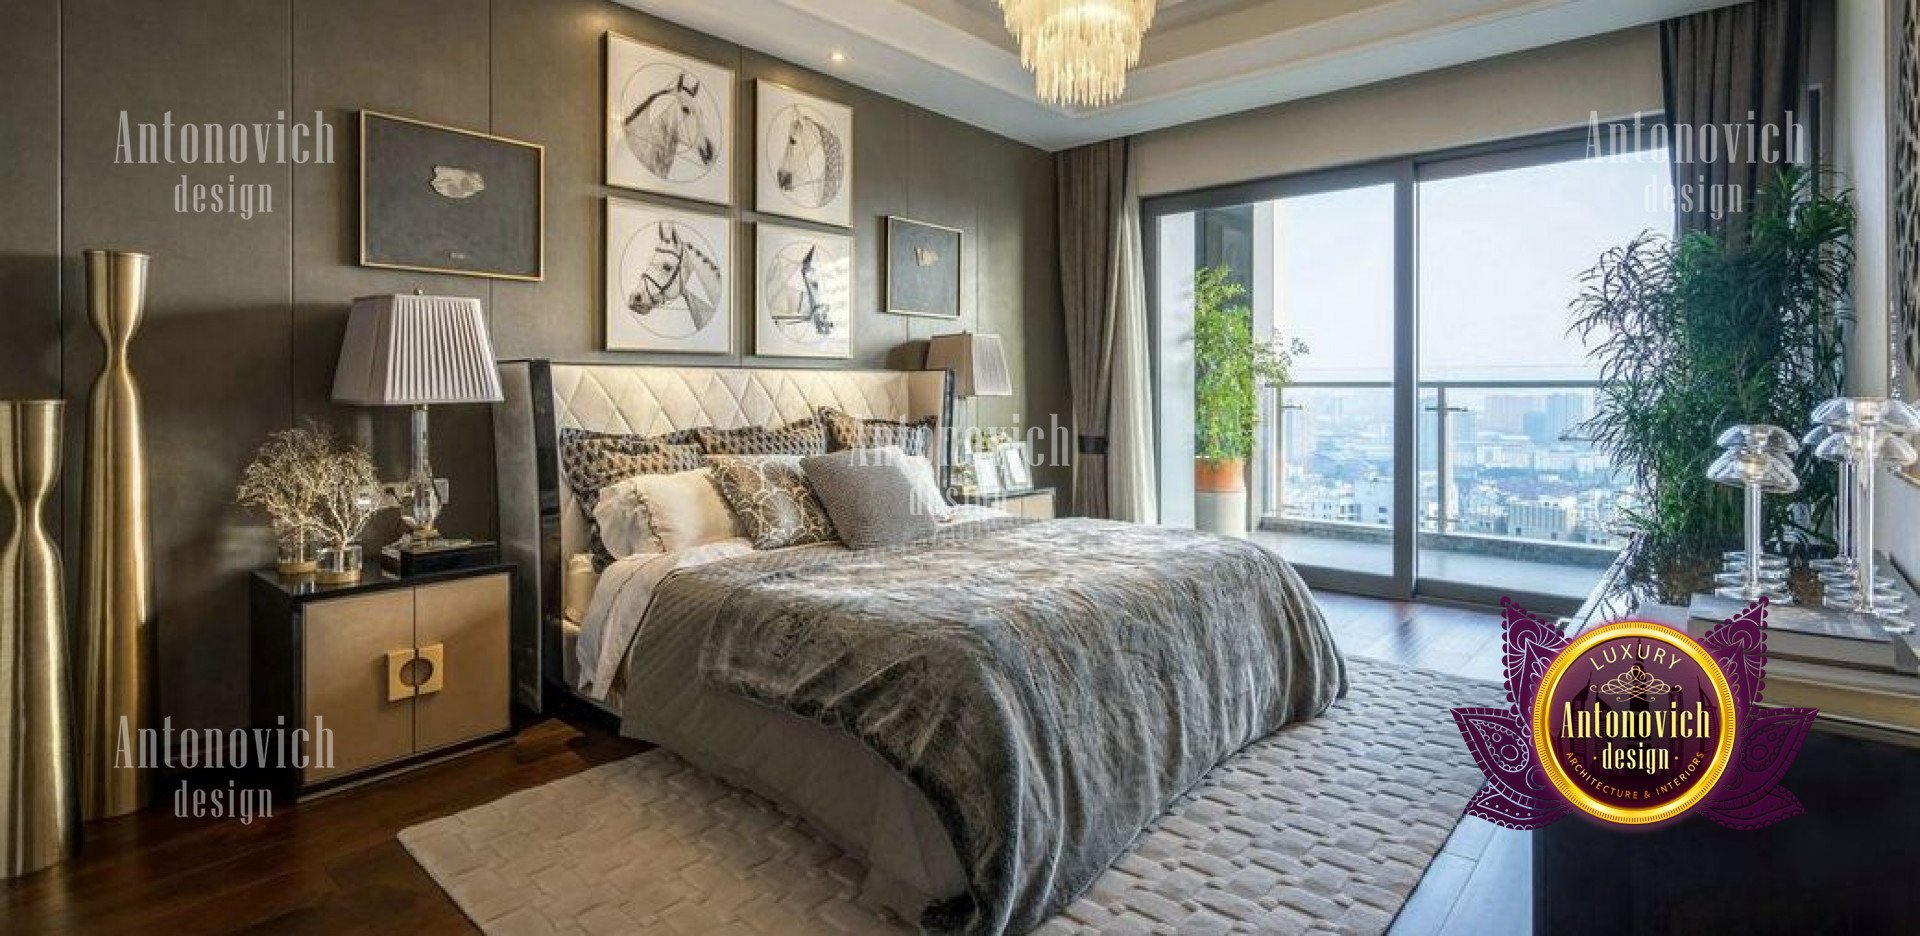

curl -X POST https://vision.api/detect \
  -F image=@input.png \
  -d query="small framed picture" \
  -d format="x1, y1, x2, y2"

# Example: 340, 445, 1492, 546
360, 110, 545, 281
886, 216, 962, 319
971, 452, 1003, 496
998, 442, 1033, 491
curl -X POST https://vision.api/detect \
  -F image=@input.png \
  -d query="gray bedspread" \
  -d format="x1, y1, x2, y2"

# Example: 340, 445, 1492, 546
641, 518, 1347, 935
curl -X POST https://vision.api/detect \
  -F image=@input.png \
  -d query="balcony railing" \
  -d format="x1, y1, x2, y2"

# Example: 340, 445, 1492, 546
1258, 380, 1626, 562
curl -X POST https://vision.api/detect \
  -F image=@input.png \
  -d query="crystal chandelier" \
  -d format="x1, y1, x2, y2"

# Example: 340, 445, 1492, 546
999, 0, 1158, 109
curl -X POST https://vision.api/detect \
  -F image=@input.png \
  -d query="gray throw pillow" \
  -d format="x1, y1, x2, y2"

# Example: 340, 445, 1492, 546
800, 448, 942, 550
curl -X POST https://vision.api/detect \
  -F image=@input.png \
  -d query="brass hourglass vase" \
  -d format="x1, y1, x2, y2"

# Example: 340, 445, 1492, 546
0, 400, 78, 878
1810, 397, 1920, 628
1706, 424, 1800, 603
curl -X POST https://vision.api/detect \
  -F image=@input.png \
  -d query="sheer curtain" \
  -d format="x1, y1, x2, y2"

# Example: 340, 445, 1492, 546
1057, 138, 1158, 522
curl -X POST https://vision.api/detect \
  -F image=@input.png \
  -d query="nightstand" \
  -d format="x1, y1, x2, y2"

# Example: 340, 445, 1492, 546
952, 486, 1057, 519
250, 561, 514, 798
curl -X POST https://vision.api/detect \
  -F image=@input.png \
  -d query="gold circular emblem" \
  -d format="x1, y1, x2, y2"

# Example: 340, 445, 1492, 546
1530, 621, 1739, 825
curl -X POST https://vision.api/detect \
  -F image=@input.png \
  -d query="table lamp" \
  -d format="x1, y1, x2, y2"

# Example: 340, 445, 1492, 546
332, 293, 502, 556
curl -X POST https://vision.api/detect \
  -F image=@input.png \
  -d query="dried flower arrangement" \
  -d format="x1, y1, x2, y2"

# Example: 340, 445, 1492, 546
236, 422, 384, 580
236, 423, 332, 574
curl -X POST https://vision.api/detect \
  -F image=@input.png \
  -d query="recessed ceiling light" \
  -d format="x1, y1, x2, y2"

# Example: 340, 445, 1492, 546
829, 50, 847, 64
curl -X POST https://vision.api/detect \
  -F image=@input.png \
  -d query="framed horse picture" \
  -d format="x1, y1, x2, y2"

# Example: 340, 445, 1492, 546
754, 222, 853, 359
605, 32, 733, 205
755, 81, 853, 228
604, 197, 733, 354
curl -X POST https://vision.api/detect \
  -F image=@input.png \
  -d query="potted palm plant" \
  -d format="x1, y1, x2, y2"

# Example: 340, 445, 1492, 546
1571, 166, 1852, 603
1192, 266, 1305, 534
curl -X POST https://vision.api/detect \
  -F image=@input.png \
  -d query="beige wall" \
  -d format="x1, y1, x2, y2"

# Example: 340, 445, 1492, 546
1842, 0, 1920, 574
1133, 26, 1663, 197
0, 0, 1063, 732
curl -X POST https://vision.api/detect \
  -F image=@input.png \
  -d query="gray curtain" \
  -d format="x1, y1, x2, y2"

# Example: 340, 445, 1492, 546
1661, 0, 1809, 245
1058, 139, 1148, 520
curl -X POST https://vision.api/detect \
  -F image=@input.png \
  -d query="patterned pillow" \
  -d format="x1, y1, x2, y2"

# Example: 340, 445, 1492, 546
705, 455, 837, 549
559, 428, 705, 567
816, 406, 938, 457
694, 418, 830, 457
800, 448, 940, 549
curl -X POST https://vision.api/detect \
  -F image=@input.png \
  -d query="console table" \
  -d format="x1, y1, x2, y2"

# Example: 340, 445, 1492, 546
1536, 561, 1920, 933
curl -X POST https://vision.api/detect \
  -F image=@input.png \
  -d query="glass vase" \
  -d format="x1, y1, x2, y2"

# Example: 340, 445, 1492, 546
315, 543, 363, 585
274, 525, 318, 578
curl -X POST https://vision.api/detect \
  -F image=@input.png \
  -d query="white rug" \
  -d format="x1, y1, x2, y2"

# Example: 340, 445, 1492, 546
400, 658, 1498, 935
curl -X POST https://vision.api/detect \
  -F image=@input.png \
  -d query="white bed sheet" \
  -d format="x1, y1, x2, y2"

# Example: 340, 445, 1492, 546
576, 538, 756, 700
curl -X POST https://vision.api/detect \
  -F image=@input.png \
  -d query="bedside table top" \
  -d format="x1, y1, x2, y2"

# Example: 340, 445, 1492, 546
951, 485, 1056, 506
253, 561, 515, 604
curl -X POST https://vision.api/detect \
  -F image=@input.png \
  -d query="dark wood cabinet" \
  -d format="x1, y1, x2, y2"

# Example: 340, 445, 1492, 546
250, 563, 514, 798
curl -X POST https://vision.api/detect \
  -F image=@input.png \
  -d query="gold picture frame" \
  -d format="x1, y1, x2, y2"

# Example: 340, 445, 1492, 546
359, 110, 546, 282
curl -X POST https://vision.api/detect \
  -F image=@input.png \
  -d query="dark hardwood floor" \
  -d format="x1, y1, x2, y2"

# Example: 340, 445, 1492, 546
1, 592, 1522, 936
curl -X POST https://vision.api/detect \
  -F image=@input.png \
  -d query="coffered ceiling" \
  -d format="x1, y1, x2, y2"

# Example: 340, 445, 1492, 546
626, 0, 1740, 151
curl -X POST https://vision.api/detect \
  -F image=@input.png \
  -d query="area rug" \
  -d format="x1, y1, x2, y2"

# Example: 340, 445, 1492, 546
400, 657, 1499, 935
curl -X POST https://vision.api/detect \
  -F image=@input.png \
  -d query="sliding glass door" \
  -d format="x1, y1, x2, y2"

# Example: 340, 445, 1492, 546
1147, 126, 1669, 610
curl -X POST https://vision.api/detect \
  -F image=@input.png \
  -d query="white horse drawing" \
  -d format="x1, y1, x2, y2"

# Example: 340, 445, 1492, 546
774, 110, 844, 209
765, 244, 836, 339
628, 223, 722, 333
624, 71, 718, 181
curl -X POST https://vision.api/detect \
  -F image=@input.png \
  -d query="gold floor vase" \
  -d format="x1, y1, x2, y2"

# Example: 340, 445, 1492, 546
79, 249, 155, 821
0, 400, 77, 877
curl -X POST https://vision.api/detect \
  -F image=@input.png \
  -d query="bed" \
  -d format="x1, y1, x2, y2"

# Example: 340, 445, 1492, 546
493, 360, 1347, 936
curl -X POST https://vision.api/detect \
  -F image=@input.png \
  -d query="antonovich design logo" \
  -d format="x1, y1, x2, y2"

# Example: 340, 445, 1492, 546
1452, 598, 1816, 829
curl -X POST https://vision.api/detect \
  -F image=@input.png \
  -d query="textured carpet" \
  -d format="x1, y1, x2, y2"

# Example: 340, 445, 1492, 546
400, 658, 1499, 936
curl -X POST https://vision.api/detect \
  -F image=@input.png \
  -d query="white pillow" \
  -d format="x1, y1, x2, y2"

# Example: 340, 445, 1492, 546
591, 468, 743, 558
895, 449, 954, 521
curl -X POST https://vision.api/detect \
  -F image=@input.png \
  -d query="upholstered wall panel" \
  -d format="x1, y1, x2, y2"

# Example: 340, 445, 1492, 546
1, 0, 1061, 733
61, 0, 295, 733
0, 0, 61, 403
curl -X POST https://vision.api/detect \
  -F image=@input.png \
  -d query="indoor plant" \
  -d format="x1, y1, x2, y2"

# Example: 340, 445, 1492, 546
1570, 166, 1853, 603
311, 436, 383, 585
235, 423, 335, 576
1192, 265, 1305, 532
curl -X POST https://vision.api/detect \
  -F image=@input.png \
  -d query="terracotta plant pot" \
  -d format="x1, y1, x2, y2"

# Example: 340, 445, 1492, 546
1194, 457, 1247, 493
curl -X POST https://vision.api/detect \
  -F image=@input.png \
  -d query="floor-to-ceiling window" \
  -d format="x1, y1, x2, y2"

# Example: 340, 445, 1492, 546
1147, 125, 1671, 610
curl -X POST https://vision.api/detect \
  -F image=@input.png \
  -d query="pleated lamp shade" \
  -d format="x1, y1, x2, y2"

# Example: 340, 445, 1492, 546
332, 294, 503, 405
925, 332, 1013, 399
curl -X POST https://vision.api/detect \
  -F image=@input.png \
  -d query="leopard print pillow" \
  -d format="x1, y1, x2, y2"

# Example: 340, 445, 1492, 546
705, 454, 837, 549
816, 406, 937, 457
694, 418, 830, 457
560, 428, 704, 567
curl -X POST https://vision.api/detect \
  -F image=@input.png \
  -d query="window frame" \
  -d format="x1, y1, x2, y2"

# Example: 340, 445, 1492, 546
1141, 117, 1669, 613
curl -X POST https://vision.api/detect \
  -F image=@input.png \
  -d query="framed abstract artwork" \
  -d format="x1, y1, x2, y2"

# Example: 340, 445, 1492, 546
604, 32, 733, 206
755, 81, 853, 228
754, 223, 853, 359
604, 197, 732, 354
885, 216, 962, 319
359, 110, 544, 281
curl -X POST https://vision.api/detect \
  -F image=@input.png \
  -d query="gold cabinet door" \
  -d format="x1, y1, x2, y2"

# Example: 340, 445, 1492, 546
1019, 492, 1055, 519
301, 590, 416, 783
412, 574, 511, 753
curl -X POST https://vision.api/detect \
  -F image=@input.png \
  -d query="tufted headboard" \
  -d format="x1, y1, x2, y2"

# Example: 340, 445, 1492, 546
493, 360, 952, 711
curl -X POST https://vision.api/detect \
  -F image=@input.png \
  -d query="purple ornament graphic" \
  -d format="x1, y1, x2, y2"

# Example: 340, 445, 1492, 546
1451, 598, 1814, 830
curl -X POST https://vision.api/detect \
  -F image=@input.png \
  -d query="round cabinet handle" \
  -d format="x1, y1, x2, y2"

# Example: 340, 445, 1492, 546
399, 657, 435, 689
